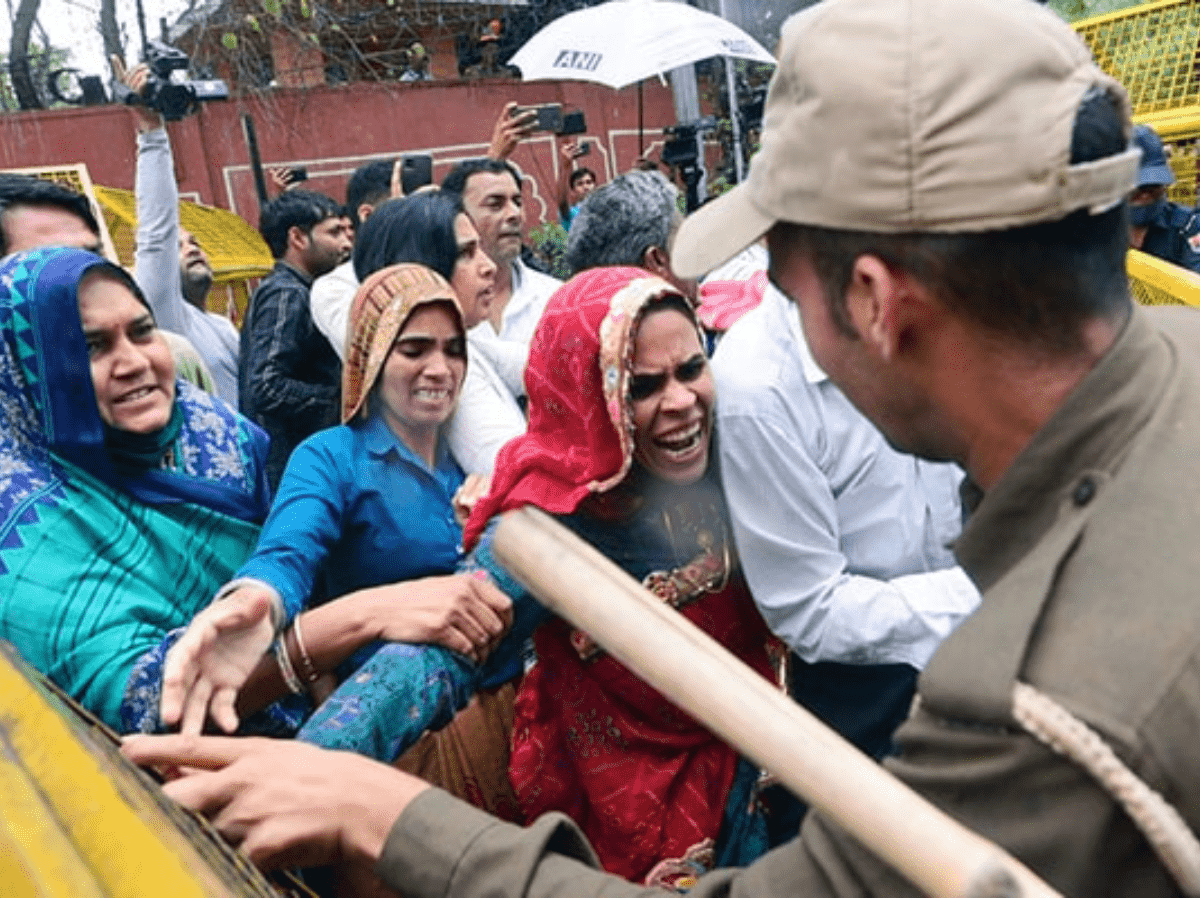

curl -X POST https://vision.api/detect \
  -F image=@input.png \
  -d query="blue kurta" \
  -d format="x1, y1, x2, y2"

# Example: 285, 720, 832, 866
237, 413, 466, 620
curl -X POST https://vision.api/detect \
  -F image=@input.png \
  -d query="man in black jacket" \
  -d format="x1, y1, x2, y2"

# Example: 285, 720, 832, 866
238, 190, 351, 489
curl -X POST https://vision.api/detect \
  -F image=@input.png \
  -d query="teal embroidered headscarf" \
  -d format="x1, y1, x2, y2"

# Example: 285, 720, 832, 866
0, 247, 269, 728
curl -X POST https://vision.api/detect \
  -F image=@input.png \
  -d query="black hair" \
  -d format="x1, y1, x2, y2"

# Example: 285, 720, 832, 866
440, 157, 522, 196
345, 159, 396, 229
257, 189, 344, 259
352, 191, 464, 282
639, 292, 695, 329
569, 168, 596, 190
84, 260, 155, 318
0, 174, 100, 255
777, 86, 1131, 353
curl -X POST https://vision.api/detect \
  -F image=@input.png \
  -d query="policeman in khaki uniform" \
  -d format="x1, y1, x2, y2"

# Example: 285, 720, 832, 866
125, 0, 1200, 894
1130, 123, 1200, 273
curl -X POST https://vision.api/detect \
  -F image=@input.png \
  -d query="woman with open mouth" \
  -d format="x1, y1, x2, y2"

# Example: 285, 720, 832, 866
353, 190, 527, 476
460, 266, 796, 887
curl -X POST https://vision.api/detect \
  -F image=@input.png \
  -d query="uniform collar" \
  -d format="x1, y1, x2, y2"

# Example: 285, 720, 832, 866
921, 304, 1172, 722
955, 304, 1165, 593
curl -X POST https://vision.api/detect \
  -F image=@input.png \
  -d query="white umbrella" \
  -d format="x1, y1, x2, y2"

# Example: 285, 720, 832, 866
509, 0, 774, 161
509, 0, 773, 90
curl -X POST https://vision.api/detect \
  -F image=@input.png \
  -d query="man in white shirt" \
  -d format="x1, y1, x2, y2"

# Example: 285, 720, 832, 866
441, 158, 560, 388
712, 280, 980, 758
310, 158, 396, 361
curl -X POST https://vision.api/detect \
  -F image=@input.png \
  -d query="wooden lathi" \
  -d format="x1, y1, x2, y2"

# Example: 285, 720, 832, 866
493, 506, 1058, 898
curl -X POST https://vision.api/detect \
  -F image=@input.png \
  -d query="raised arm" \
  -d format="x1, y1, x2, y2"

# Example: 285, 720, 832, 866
124, 61, 189, 338
556, 139, 584, 223
486, 101, 537, 161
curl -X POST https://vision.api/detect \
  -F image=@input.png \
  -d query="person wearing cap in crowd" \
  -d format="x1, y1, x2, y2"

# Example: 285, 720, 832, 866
123, 0, 1200, 894
1129, 123, 1200, 273
400, 42, 432, 82
463, 20, 516, 80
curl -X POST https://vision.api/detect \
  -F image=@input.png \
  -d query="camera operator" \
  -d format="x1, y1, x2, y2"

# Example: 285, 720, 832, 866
118, 57, 241, 406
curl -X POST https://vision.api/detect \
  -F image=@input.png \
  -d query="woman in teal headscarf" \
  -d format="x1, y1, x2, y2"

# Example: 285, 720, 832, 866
0, 246, 272, 731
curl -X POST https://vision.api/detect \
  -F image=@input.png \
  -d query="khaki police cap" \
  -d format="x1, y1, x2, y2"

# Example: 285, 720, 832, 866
672, 0, 1140, 279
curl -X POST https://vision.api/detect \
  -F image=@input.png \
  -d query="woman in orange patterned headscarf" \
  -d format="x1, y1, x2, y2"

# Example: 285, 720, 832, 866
151, 264, 515, 755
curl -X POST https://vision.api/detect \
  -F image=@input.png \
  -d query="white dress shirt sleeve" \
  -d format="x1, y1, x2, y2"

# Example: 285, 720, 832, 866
467, 321, 528, 397
717, 385, 980, 671
446, 347, 526, 475
310, 262, 358, 362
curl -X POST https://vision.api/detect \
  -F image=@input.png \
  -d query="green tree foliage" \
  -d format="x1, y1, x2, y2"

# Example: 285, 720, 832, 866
0, 44, 71, 111
1047, 0, 1146, 23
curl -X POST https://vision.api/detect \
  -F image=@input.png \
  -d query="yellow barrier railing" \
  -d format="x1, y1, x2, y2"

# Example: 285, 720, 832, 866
93, 185, 272, 323
1, 164, 120, 262
1074, 0, 1200, 206
1074, 0, 1200, 115
0, 642, 284, 897
2, 166, 270, 323
1128, 247, 1200, 307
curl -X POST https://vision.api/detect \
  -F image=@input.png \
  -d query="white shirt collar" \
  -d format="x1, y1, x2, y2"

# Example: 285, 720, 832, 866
768, 281, 828, 384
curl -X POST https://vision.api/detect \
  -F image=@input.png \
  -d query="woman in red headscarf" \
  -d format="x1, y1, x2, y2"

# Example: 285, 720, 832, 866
462, 266, 791, 887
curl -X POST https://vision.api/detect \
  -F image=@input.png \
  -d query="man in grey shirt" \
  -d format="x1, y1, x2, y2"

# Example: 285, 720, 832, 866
126, 63, 241, 405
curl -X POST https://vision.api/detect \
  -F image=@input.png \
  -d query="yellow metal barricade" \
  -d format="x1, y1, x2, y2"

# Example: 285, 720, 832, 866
0, 642, 287, 897
1128, 247, 1200, 307
93, 185, 272, 323
1074, 0, 1200, 206
1, 164, 120, 262
1, 165, 270, 323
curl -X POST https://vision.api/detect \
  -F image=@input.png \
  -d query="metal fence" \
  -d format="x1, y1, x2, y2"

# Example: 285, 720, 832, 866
1075, 0, 1200, 206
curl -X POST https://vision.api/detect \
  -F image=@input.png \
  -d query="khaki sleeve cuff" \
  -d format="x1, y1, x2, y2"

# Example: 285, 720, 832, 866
377, 787, 622, 897
377, 788, 499, 895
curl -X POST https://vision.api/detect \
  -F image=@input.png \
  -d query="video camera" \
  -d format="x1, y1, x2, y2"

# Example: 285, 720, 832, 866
124, 41, 229, 121
661, 116, 717, 168
661, 117, 717, 212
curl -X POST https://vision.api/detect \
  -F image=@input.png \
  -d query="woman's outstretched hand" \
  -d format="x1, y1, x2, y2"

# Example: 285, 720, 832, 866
369, 572, 513, 663
160, 587, 277, 735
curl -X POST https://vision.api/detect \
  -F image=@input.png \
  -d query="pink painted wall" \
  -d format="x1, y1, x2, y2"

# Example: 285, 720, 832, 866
0, 77, 678, 236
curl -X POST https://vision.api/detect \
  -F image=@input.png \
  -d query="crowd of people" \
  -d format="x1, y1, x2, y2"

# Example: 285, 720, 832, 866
3, 0, 1200, 894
